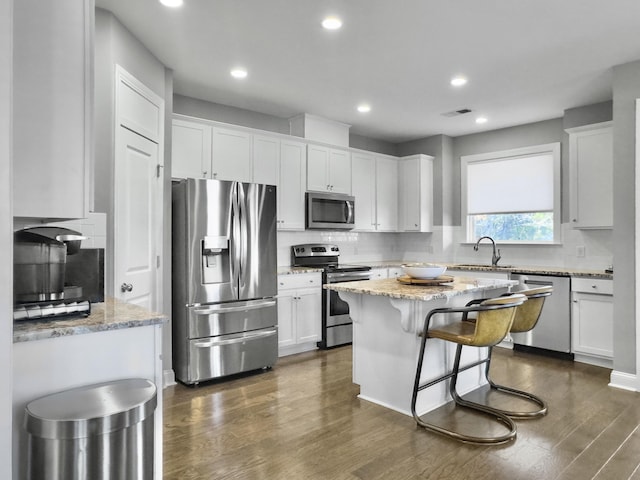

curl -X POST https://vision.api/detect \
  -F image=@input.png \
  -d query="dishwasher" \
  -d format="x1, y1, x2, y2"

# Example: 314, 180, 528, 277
510, 273, 573, 359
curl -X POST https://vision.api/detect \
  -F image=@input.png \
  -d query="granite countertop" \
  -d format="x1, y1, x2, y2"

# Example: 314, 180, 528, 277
277, 266, 324, 275
13, 297, 166, 343
350, 260, 613, 280
325, 276, 518, 302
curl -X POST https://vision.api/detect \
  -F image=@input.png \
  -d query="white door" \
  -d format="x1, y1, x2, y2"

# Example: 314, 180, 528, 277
114, 66, 164, 311
115, 127, 159, 309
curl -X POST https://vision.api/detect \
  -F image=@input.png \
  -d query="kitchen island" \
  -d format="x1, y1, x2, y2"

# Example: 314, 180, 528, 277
12, 298, 166, 480
326, 276, 517, 416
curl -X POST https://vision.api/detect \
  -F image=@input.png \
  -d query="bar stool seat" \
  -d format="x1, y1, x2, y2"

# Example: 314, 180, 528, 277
464, 285, 553, 418
411, 293, 527, 445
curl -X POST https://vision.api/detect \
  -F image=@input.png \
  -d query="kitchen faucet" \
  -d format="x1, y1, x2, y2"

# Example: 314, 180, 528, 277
474, 236, 501, 266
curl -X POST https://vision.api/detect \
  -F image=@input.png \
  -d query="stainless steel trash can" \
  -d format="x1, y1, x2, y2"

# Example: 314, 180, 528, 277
24, 378, 157, 480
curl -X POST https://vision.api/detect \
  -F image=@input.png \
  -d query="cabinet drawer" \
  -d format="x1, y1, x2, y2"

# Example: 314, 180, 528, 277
278, 273, 322, 291
571, 278, 613, 295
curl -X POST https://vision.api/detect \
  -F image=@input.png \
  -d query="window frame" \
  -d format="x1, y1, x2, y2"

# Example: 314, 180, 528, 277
461, 142, 562, 245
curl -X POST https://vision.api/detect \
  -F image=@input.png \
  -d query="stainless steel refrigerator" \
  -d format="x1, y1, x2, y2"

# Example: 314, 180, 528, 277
172, 178, 278, 384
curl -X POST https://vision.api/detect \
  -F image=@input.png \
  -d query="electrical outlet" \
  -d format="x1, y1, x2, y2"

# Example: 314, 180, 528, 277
576, 245, 586, 257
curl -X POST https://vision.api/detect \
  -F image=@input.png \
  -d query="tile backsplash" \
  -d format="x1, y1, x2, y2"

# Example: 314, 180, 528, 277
278, 223, 613, 272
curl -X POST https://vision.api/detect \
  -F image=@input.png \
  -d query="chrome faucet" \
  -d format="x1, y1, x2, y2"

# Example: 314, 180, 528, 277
474, 236, 501, 266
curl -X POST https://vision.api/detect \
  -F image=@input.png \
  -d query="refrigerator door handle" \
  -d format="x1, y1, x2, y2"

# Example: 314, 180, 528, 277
237, 182, 248, 286
193, 299, 277, 315
231, 182, 241, 292
193, 328, 278, 348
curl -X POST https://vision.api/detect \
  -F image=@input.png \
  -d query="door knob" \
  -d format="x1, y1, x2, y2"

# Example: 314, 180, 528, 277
121, 283, 133, 292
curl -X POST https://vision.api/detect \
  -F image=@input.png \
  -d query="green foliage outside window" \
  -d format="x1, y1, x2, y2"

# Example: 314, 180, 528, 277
471, 212, 553, 242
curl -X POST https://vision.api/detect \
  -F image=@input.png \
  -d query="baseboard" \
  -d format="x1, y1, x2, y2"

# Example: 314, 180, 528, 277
609, 370, 637, 392
278, 342, 318, 357
163, 369, 177, 388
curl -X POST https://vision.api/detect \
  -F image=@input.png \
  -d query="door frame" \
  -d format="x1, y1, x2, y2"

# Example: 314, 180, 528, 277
114, 65, 165, 311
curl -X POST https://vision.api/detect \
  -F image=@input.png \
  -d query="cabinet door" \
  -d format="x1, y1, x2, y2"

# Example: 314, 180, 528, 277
277, 293, 296, 348
375, 157, 399, 231
572, 292, 613, 358
295, 288, 321, 343
278, 140, 306, 230
400, 157, 420, 231
329, 149, 352, 194
351, 152, 376, 231
171, 119, 212, 179
13, 0, 91, 219
307, 144, 330, 192
568, 124, 613, 228
211, 127, 252, 182
252, 134, 279, 185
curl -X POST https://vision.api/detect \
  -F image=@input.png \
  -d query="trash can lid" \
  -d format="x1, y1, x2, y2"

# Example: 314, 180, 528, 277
25, 378, 157, 439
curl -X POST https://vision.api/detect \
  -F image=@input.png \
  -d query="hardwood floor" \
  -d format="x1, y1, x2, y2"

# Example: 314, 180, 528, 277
163, 347, 640, 479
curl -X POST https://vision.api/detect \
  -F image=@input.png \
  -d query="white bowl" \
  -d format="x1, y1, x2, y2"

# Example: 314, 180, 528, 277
402, 264, 447, 279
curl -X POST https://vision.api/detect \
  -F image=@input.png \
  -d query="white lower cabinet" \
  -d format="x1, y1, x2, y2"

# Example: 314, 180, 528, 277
571, 278, 613, 367
277, 273, 322, 356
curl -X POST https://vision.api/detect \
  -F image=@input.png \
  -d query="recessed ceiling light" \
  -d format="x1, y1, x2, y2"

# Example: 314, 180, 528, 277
159, 0, 183, 7
475, 116, 488, 124
450, 76, 468, 87
230, 68, 248, 79
322, 16, 343, 30
357, 104, 371, 113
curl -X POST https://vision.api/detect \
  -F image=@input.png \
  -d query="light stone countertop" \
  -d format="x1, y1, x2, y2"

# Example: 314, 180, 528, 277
13, 297, 166, 343
325, 276, 518, 302
350, 260, 613, 279
277, 266, 324, 275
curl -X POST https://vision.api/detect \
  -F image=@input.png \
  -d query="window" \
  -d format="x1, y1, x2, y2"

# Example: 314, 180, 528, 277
461, 143, 561, 243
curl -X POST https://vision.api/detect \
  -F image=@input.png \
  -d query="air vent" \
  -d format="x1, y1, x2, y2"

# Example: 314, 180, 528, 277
441, 108, 473, 117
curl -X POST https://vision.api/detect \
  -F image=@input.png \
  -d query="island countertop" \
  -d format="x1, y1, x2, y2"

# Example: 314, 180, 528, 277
13, 297, 166, 343
325, 276, 518, 302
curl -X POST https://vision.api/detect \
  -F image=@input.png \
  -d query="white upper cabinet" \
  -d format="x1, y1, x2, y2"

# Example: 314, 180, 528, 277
375, 156, 399, 232
171, 119, 211, 179
278, 139, 307, 230
307, 144, 351, 194
13, 0, 93, 219
398, 154, 434, 232
566, 122, 613, 229
351, 152, 398, 232
211, 127, 252, 182
252, 134, 280, 186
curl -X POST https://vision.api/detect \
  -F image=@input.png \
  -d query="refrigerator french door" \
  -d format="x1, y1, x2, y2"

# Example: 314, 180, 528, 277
172, 178, 278, 384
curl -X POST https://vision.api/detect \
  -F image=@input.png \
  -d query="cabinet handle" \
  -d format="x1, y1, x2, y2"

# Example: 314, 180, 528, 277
414, 223, 418, 227
573, 299, 578, 303
202, 171, 207, 177
120, 283, 133, 292
592, 285, 597, 289
572, 218, 577, 222
213, 173, 217, 179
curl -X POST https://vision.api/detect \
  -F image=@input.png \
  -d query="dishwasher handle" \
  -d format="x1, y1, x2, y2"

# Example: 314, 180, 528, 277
523, 280, 554, 286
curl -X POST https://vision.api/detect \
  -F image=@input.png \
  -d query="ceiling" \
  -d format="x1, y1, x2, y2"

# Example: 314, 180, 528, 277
95, 0, 640, 143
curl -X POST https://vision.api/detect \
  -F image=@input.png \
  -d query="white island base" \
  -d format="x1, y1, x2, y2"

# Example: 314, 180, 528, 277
330, 277, 517, 417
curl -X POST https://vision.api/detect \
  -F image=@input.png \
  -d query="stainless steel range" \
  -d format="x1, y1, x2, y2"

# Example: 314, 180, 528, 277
291, 244, 371, 349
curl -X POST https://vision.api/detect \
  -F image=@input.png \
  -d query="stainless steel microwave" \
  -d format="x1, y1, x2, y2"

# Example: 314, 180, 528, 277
306, 192, 355, 230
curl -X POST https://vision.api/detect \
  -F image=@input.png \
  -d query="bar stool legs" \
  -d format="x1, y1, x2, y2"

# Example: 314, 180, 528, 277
411, 294, 526, 445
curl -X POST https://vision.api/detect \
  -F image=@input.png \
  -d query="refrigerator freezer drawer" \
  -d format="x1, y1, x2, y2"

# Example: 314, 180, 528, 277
188, 299, 277, 339
186, 327, 278, 383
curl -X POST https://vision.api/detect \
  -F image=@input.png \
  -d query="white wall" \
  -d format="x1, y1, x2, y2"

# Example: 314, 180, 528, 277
0, 0, 12, 476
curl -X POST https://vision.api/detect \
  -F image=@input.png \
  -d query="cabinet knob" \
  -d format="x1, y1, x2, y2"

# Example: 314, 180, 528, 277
213, 173, 217, 179
573, 299, 578, 303
120, 283, 133, 293
572, 219, 577, 222
592, 285, 597, 289
414, 223, 418, 227
202, 171, 207, 177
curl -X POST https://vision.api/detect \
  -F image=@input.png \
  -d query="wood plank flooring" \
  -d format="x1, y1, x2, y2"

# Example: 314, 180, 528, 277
163, 347, 640, 479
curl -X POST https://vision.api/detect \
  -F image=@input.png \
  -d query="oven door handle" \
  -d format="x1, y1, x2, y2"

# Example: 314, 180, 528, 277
326, 271, 371, 282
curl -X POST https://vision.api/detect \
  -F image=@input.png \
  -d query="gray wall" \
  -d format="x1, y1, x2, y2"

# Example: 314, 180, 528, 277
349, 133, 397, 156
612, 60, 640, 375
173, 94, 291, 134
1, 0, 13, 474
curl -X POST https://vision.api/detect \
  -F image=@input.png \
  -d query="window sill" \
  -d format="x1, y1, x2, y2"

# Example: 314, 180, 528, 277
460, 241, 563, 247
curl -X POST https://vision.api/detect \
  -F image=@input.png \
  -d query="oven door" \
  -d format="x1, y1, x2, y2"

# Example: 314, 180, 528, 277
325, 271, 371, 327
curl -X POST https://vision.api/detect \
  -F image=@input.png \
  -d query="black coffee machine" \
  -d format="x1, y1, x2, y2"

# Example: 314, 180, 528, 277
14, 227, 92, 320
